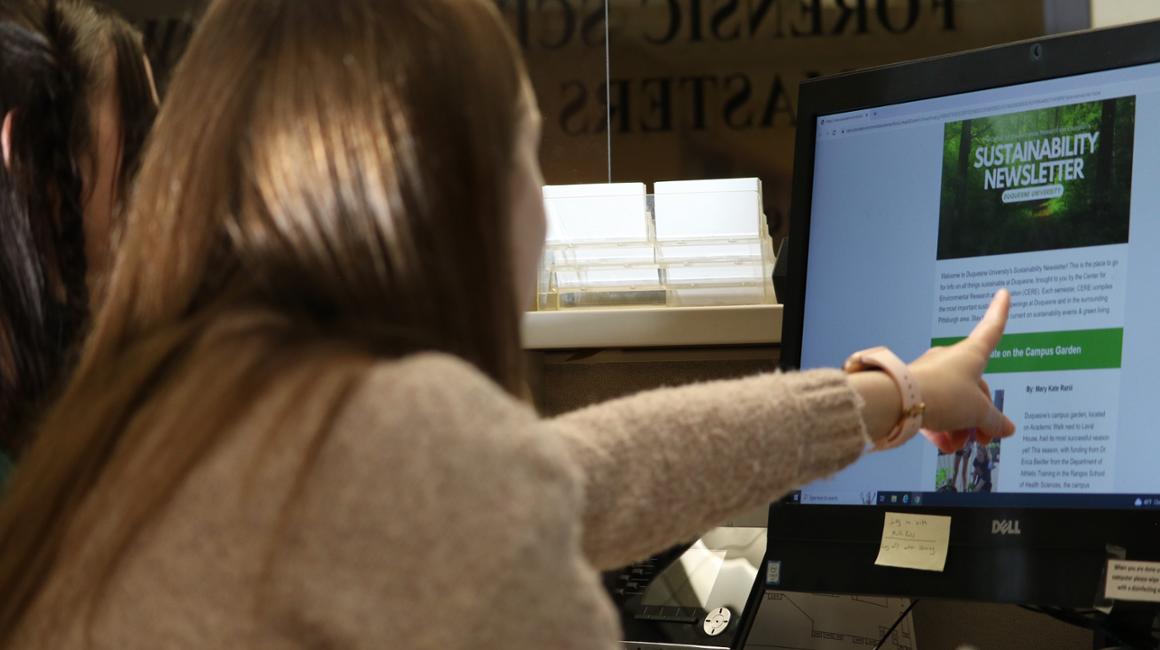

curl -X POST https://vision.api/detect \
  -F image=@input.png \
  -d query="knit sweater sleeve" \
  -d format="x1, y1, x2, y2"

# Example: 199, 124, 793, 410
548, 369, 868, 570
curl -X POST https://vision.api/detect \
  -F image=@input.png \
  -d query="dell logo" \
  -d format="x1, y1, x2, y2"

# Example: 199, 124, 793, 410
992, 519, 1022, 536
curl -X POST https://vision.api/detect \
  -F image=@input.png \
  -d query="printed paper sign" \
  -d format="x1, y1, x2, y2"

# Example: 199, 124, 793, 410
1106, 560, 1160, 603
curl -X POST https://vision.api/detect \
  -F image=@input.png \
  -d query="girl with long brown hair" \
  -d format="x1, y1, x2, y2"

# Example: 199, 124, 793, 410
0, 0, 1013, 647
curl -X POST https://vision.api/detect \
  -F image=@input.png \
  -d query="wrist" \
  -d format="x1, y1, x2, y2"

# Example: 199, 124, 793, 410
843, 347, 925, 449
908, 362, 939, 428
847, 371, 903, 446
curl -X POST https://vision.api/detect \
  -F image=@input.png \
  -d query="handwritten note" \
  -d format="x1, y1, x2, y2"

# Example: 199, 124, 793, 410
1106, 560, 1160, 603
875, 512, 952, 572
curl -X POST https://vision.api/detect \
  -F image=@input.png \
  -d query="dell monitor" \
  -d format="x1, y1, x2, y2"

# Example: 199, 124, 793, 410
767, 18, 1160, 642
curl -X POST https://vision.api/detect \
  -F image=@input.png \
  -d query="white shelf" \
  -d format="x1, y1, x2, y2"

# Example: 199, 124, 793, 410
522, 305, 782, 350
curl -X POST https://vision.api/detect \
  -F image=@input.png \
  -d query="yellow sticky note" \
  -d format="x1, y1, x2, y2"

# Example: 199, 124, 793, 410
875, 512, 951, 572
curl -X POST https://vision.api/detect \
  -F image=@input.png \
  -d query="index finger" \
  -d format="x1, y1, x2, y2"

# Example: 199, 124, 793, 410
965, 289, 1011, 356
922, 428, 974, 454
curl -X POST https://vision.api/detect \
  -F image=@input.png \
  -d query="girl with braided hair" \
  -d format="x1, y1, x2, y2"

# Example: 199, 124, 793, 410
0, 0, 157, 471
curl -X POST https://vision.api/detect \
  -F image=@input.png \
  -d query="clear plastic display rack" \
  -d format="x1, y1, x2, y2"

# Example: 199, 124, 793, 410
537, 178, 777, 311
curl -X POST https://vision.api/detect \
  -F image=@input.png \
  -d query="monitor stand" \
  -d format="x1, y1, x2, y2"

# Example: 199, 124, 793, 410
1092, 603, 1159, 650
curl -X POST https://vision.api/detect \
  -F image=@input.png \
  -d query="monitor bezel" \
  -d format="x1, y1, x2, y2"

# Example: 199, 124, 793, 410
774, 19, 1160, 608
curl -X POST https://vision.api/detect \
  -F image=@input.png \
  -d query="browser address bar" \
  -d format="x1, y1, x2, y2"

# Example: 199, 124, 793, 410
842, 90, 1103, 135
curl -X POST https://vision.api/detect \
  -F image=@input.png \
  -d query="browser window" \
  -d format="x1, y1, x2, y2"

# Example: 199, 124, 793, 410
797, 60, 1160, 509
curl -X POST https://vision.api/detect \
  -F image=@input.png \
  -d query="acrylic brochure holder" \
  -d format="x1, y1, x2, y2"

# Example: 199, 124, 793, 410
537, 178, 777, 311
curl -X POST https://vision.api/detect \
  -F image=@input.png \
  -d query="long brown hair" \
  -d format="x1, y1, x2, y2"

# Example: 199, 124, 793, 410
0, 0, 529, 639
0, 0, 157, 455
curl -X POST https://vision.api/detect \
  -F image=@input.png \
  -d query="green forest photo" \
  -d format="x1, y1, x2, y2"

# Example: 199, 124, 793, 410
937, 97, 1135, 260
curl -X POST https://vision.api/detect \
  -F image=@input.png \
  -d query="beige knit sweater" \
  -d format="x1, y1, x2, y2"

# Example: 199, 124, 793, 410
12, 353, 868, 649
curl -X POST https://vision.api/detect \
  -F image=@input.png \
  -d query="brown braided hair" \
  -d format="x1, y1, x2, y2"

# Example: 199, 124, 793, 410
0, 0, 157, 456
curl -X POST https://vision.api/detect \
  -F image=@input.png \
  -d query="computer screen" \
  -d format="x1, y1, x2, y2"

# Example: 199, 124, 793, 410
795, 57, 1159, 512
762, 22, 1160, 621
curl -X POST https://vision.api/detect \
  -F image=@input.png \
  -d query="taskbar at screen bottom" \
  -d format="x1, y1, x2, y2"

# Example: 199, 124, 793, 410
782, 490, 1160, 510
